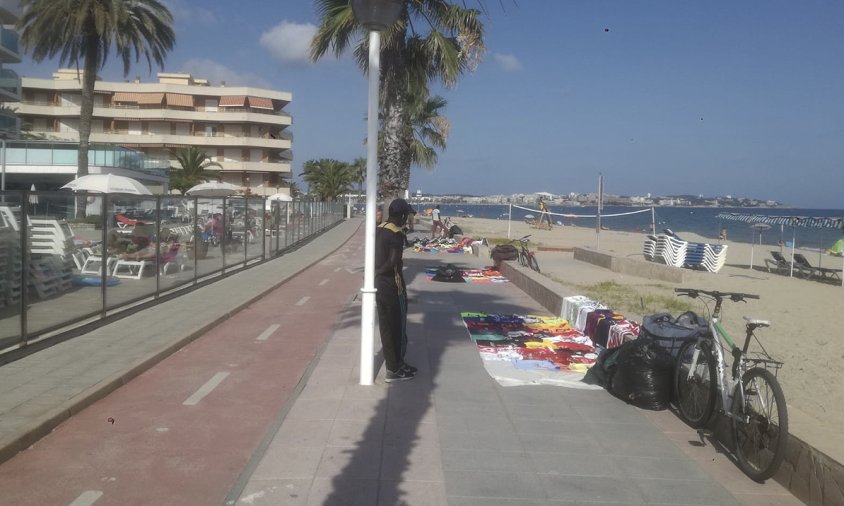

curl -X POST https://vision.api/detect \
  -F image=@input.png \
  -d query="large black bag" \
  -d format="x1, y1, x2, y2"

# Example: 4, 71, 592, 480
490, 244, 519, 267
641, 311, 708, 357
448, 225, 463, 238
608, 338, 675, 410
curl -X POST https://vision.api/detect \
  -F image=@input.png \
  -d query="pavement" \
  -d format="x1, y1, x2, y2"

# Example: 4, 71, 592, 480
0, 218, 804, 505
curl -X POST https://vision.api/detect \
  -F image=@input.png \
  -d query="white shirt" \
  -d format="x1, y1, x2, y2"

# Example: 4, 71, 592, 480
432, 208, 441, 221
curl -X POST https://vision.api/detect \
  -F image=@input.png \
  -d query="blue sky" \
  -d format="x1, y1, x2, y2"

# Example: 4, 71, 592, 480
14, 0, 844, 208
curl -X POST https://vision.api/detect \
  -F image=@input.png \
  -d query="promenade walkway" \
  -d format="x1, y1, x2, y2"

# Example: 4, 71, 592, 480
0, 219, 802, 505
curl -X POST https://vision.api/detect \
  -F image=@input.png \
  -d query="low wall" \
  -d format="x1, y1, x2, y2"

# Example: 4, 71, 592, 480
573, 247, 686, 283
501, 254, 843, 505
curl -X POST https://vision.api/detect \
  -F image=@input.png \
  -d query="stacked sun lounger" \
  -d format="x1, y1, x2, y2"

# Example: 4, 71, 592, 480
683, 243, 728, 273
654, 234, 688, 268
643, 235, 657, 261
642, 234, 728, 273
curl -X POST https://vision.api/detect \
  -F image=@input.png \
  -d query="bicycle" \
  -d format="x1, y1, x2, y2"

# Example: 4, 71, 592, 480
508, 235, 540, 273
673, 288, 788, 482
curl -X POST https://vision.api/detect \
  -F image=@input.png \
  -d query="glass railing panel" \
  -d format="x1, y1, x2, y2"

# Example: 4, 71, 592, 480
0, 192, 23, 349
194, 198, 225, 279
245, 198, 263, 263
104, 195, 160, 310
158, 196, 195, 292
25, 192, 103, 336
223, 197, 246, 270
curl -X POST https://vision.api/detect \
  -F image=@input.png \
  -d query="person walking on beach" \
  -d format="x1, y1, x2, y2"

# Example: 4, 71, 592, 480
431, 205, 443, 238
538, 198, 553, 230
376, 198, 417, 382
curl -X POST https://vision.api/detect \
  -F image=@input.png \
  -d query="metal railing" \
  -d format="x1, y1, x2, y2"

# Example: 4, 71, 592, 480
0, 191, 345, 355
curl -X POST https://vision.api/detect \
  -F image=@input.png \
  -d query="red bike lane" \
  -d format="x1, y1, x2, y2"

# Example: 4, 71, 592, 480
0, 232, 364, 506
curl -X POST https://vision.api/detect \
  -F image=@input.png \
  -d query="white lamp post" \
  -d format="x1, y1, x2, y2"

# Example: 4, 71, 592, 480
352, 0, 403, 385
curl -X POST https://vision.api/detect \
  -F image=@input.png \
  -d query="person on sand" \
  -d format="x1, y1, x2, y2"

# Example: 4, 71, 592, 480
538, 198, 553, 230
431, 205, 443, 238
376, 198, 417, 382
719, 227, 728, 241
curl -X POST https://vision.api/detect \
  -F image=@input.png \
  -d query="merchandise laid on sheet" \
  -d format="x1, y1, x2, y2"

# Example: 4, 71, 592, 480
412, 237, 474, 253
425, 264, 508, 283
461, 312, 601, 389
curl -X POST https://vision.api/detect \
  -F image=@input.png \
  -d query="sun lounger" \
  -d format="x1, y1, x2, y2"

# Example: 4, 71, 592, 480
793, 253, 842, 281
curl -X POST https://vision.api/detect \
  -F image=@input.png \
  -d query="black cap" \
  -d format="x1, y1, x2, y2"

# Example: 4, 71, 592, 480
388, 198, 415, 215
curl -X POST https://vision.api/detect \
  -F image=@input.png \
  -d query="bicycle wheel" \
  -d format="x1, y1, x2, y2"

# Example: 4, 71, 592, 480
732, 367, 788, 482
528, 254, 540, 273
674, 340, 717, 428
518, 251, 527, 267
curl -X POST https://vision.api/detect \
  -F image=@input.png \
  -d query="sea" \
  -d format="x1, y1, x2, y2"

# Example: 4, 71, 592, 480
422, 204, 844, 250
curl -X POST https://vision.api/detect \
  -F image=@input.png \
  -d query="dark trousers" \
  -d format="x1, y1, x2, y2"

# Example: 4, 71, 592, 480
376, 289, 407, 372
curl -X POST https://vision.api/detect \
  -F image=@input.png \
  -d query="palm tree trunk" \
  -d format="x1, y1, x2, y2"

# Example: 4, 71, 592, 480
76, 33, 98, 218
378, 44, 409, 201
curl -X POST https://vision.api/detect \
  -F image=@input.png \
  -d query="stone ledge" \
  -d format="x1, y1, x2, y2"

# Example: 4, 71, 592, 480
574, 247, 686, 283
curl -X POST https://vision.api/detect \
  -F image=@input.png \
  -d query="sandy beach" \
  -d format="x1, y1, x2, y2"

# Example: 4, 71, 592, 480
438, 215, 844, 461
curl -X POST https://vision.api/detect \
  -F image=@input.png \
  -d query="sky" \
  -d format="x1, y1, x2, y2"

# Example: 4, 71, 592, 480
13, 0, 844, 209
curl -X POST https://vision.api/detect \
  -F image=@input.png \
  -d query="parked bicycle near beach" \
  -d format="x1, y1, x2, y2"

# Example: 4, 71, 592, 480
673, 288, 788, 482
508, 235, 540, 273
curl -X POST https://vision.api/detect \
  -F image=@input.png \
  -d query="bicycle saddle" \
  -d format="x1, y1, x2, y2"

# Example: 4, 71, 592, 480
742, 316, 770, 328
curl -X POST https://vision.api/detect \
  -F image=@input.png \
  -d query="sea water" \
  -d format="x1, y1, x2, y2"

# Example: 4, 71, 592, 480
424, 204, 844, 250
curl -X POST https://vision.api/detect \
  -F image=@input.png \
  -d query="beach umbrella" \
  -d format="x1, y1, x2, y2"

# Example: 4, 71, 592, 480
61, 174, 152, 195
749, 223, 771, 270
185, 181, 240, 197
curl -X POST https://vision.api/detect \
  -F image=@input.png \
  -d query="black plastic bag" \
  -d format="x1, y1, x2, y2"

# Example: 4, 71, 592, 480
431, 264, 465, 283
608, 338, 675, 410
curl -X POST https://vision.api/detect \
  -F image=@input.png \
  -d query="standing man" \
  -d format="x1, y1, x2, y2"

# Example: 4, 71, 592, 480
376, 198, 417, 382
431, 205, 443, 238
538, 198, 553, 230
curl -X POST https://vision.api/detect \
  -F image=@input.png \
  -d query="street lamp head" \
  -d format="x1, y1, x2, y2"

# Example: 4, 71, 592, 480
351, 0, 404, 31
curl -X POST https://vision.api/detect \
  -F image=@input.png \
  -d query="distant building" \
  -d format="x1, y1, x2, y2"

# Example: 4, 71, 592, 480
13, 70, 292, 195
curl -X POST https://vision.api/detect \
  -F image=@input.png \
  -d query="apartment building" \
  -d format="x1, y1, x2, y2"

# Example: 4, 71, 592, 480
0, 0, 21, 136
14, 70, 292, 195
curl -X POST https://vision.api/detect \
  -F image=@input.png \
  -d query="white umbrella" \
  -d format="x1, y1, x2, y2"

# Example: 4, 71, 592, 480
749, 223, 771, 270
185, 181, 240, 197
61, 174, 152, 195
266, 193, 293, 202
28, 184, 39, 205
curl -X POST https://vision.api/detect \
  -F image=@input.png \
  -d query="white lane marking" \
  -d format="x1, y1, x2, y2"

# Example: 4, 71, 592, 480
183, 372, 230, 406
319, 278, 329, 286
295, 296, 310, 306
69, 491, 103, 506
345, 268, 356, 274
255, 324, 280, 341
334, 267, 342, 272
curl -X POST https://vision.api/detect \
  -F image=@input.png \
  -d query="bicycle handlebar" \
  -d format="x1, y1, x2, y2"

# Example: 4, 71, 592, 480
674, 288, 760, 302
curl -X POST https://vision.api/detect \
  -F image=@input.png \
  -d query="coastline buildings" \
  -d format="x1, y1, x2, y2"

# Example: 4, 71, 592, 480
0, 0, 21, 136
12, 70, 292, 195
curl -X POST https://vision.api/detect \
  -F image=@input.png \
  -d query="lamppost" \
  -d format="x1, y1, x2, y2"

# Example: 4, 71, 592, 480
352, 0, 403, 385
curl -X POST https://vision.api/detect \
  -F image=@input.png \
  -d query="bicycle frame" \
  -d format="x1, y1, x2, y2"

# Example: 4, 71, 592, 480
685, 299, 751, 423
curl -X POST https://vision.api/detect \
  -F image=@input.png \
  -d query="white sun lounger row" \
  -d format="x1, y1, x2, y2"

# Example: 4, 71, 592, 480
642, 234, 728, 273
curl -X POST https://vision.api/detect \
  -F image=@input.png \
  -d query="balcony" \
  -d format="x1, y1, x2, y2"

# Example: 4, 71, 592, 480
217, 160, 291, 174
26, 130, 292, 151
15, 100, 292, 125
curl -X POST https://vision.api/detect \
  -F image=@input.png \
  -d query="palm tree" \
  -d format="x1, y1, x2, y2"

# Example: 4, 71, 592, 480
302, 158, 355, 201
350, 156, 366, 197
287, 181, 303, 198
18, 0, 175, 215
407, 89, 449, 171
311, 0, 485, 199
169, 147, 222, 194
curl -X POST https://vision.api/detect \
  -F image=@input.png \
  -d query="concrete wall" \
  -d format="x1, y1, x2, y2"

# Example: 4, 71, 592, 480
573, 247, 686, 283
